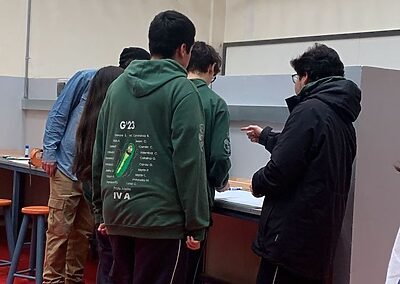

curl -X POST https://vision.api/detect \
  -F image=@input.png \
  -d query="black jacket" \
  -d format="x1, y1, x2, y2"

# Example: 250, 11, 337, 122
252, 77, 361, 280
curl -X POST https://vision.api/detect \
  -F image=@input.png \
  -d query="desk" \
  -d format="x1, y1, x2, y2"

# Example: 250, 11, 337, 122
0, 159, 261, 283
205, 190, 263, 284
0, 157, 48, 238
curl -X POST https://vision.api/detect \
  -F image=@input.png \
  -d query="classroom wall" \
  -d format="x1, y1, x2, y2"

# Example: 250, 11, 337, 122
0, 0, 225, 149
0, 0, 223, 78
224, 0, 400, 42
0, 0, 26, 77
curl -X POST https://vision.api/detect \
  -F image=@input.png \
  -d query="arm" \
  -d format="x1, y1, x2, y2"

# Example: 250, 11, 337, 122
208, 101, 231, 191
258, 126, 281, 153
241, 125, 281, 153
172, 92, 210, 241
252, 104, 317, 197
92, 99, 108, 224
42, 70, 94, 164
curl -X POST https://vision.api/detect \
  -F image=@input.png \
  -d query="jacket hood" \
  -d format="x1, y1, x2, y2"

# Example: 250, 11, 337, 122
291, 77, 361, 123
124, 59, 188, 97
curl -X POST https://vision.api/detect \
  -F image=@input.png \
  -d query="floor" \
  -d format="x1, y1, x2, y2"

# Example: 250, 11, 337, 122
0, 230, 97, 284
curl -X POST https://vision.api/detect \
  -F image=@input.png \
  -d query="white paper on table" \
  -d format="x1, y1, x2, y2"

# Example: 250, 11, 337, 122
215, 190, 264, 209
7, 159, 30, 166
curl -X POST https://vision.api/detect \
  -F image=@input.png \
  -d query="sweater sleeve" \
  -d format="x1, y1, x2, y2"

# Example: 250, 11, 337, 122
252, 104, 317, 197
208, 100, 231, 190
171, 91, 210, 241
258, 126, 281, 154
42, 70, 94, 162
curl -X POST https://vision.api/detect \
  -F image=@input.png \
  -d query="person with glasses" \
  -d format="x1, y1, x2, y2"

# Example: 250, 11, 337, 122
242, 43, 361, 284
186, 41, 232, 283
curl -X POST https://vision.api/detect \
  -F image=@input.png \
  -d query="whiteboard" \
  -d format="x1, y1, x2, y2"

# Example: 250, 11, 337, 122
223, 30, 400, 75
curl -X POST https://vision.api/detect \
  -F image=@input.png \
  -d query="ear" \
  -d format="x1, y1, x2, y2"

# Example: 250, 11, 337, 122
302, 72, 310, 84
178, 43, 188, 58
207, 63, 216, 75
207, 62, 217, 76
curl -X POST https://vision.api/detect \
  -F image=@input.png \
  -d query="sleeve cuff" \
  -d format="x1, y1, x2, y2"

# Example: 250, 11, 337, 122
188, 228, 206, 241
42, 149, 57, 163
258, 126, 272, 146
251, 169, 266, 197
94, 213, 104, 224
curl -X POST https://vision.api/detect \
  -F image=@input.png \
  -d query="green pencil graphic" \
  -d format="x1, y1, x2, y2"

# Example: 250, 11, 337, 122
115, 143, 135, 178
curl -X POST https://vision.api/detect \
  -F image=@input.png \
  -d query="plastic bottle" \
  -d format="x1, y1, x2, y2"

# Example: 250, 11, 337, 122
24, 144, 30, 158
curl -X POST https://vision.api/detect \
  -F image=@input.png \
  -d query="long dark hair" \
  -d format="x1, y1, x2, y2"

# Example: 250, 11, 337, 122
73, 66, 123, 182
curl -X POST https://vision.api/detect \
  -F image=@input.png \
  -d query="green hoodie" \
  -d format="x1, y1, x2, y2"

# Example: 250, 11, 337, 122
191, 79, 231, 206
92, 59, 210, 240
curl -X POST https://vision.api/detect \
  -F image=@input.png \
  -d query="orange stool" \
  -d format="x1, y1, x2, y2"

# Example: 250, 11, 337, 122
0, 199, 14, 266
7, 206, 49, 284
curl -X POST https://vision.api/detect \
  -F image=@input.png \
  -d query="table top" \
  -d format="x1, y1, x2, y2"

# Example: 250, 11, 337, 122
0, 156, 46, 176
0, 150, 261, 219
215, 190, 263, 217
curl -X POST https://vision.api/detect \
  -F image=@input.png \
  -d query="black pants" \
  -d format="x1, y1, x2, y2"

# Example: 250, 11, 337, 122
96, 231, 114, 284
185, 240, 206, 284
257, 259, 323, 284
109, 235, 189, 284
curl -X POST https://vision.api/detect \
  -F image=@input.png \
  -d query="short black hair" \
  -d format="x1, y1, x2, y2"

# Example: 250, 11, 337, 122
148, 10, 195, 58
119, 47, 150, 69
290, 43, 344, 82
187, 41, 222, 75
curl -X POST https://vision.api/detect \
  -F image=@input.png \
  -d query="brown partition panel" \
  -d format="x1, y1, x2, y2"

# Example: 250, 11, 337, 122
205, 213, 260, 284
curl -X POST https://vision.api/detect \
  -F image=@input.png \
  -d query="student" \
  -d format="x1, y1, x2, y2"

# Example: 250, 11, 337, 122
92, 10, 210, 284
73, 66, 123, 284
186, 41, 231, 283
118, 47, 151, 69
42, 69, 97, 283
73, 48, 150, 284
242, 43, 361, 284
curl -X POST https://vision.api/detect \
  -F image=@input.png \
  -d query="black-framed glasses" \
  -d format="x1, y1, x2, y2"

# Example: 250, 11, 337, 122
291, 74, 300, 84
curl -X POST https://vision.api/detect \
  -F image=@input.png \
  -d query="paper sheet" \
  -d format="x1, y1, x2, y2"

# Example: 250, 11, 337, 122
215, 190, 264, 209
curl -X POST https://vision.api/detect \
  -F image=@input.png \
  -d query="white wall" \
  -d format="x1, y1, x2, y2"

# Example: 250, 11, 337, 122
0, 0, 26, 76
0, 0, 224, 78
224, 0, 400, 42
0, 0, 224, 149
28, 0, 221, 78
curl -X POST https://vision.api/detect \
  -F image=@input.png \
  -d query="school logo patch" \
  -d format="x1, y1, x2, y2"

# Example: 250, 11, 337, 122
199, 124, 205, 152
223, 138, 231, 154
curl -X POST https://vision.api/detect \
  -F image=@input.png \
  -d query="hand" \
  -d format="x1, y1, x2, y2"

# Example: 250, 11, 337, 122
250, 184, 263, 198
98, 223, 108, 235
216, 181, 230, 192
186, 236, 200, 250
42, 161, 57, 177
241, 125, 263, 143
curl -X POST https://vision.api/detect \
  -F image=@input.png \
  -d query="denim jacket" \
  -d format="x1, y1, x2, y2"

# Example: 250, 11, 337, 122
42, 69, 96, 181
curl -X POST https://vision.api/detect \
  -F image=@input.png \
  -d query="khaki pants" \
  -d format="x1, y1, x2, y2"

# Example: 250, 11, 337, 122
43, 170, 94, 284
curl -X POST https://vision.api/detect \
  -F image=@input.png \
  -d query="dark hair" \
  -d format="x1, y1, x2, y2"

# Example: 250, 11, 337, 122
119, 47, 150, 69
395, 162, 400, 172
290, 43, 344, 82
148, 10, 195, 58
73, 66, 124, 182
187, 41, 222, 75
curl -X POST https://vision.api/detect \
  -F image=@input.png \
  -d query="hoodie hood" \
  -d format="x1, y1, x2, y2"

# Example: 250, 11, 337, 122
124, 59, 188, 98
288, 77, 361, 123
